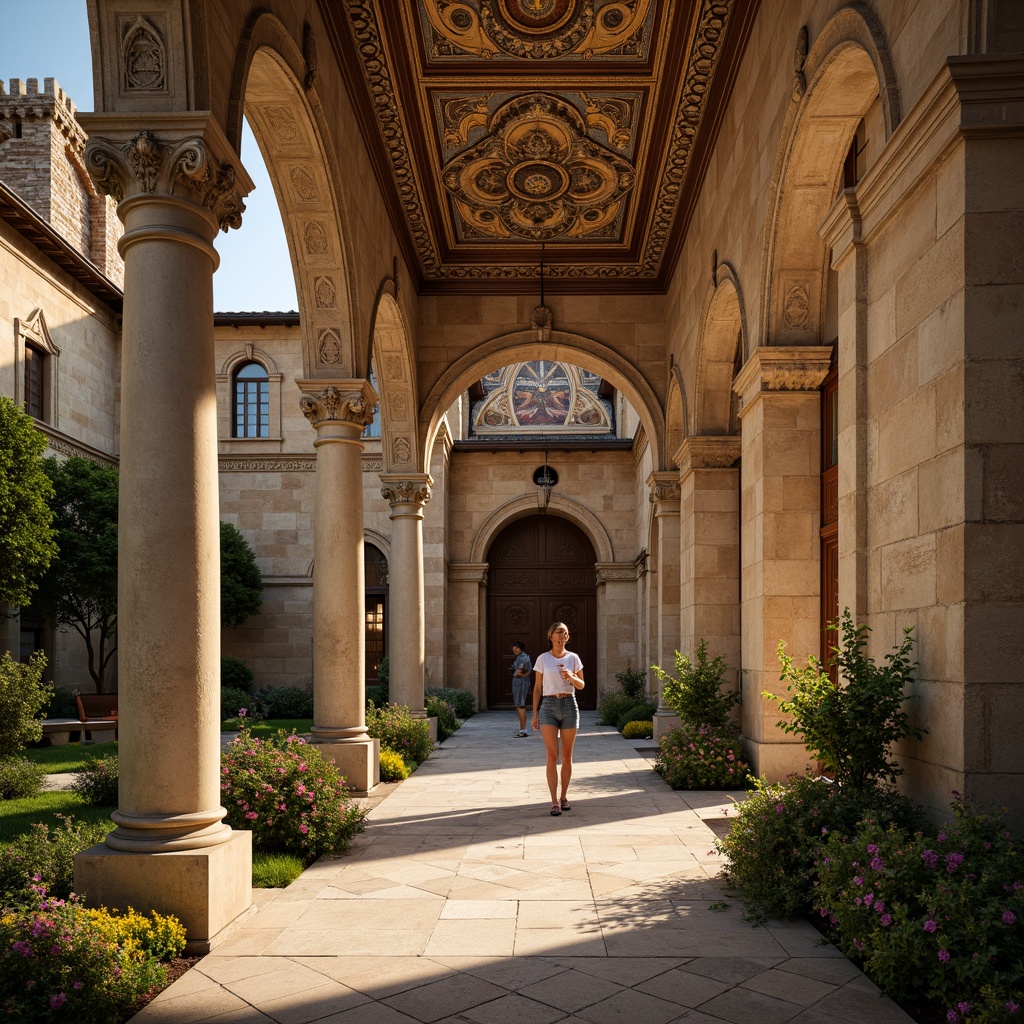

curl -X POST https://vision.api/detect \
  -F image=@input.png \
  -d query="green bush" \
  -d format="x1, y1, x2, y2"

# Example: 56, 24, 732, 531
655, 723, 750, 791
221, 656, 254, 692
768, 610, 925, 789
221, 728, 365, 859
425, 695, 459, 742
45, 687, 78, 719
0, 650, 49, 758
597, 690, 638, 727
715, 774, 925, 923
220, 686, 252, 722
0, 815, 114, 905
252, 851, 306, 889
615, 665, 649, 702
815, 799, 1023, 1021
653, 639, 739, 729
0, 892, 172, 1023
425, 687, 475, 719
253, 686, 314, 719
0, 756, 47, 800
615, 700, 658, 733
621, 720, 653, 740
365, 685, 388, 708
378, 747, 412, 782
71, 756, 118, 806
366, 703, 432, 765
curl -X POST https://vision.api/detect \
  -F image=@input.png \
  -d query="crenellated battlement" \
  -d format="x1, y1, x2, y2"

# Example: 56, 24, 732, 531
0, 78, 84, 144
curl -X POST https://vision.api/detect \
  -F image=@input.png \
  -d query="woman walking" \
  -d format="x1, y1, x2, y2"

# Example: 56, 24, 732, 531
531, 621, 584, 815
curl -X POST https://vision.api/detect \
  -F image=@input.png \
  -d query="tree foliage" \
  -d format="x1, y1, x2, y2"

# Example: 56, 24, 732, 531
0, 398, 57, 606
0, 650, 49, 759
31, 456, 119, 693
767, 609, 926, 789
221, 522, 263, 628
652, 638, 740, 729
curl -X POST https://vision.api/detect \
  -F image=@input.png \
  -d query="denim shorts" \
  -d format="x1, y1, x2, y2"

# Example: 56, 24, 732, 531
538, 694, 579, 730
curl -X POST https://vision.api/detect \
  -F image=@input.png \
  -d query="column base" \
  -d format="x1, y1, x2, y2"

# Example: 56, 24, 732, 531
653, 710, 680, 742
74, 829, 254, 954
312, 737, 380, 795
745, 738, 812, 781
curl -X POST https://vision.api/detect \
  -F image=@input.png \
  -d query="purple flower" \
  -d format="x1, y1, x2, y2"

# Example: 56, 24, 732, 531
853, 876, 864, 886
49, 994, 67, 1010
957, 1003, 970, 1015
923, 850, 939, 870
775, 803, 784, 813
946, 1010, 958, 1023
938, 950, 951, 962
852, 938, 864, 951
924, 919, 938, 933
880, 914, 892, 926
870, 856, 884, 871
863, 893, 874, 907
945, 852, 964, 873
866, 844, 879, 854
11, 941, 31, 957
1006, 1001, 1019, 1013
1003, 910, 1017, 925
937, 831, 947, 842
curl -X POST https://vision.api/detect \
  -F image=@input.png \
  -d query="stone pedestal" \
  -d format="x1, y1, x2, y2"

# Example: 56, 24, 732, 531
314, 738, 381, 796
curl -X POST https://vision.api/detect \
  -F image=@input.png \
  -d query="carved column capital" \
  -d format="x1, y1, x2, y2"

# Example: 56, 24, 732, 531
675, 435, 742, 476
379, 473, 432, 511
733, 345, 834, 412
297, 378, 378, 429
78, 112, 252, 232
647, 471, 681, 515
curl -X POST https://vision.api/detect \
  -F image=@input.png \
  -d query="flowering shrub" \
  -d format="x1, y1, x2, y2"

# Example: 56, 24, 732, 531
715, 775, 924, 922
425, 687, 475, 719
0, 756, 46, 800
0, 816, 114, 906
425, 695, 459, 742
365, 703, 432, 766
220, 685, 253, 722
0, 887, 177, 1023
378, 747, 412, 782
71, 756, 118, 806
622, 720, 653, 740
220, 728, 365, 860
815, 798, 1023, 1020
655, 723, 750, 792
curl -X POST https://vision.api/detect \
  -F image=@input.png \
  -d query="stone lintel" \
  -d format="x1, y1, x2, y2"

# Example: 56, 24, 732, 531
733, 346, 834, 411
675, 435, 742, 476
595, 562, 638, 584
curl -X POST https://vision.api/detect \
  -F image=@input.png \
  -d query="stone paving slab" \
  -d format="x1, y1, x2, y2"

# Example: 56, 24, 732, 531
128, 712, 915, 1024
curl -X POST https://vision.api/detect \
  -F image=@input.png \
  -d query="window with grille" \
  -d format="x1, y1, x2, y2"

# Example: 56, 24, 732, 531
24, 343, 45, 419
233, 362, 269, 438
365, 543, 388, 681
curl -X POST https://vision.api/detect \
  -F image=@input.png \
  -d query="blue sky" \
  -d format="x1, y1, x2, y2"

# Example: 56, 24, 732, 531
0, 0, 297, 312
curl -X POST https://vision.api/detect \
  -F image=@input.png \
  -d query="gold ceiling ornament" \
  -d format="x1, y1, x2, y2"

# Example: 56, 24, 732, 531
441, 92, 635, 241
422, 0, 654, 60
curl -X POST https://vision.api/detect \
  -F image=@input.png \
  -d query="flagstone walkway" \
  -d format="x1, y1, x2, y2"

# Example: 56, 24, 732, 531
129, 711, 914, 1024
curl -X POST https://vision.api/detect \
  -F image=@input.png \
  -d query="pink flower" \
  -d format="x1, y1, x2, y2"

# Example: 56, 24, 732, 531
1003, 910, 1017, 925
880, 914, 892, 926
49, 994, 67, 1009
245, 811, 258, 820
938, 950, 950, 962
775, 804, 784, 813
299, 824, 309, 834
924, 919, 938, 933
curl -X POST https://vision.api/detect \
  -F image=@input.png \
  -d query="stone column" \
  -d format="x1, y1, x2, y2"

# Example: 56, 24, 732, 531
298, 380, 380, 794
647, 472, 682, 741
733, 346, 833, 779
677, 435, 742, 690
447, 563, 488, 709
73, 115, 254, 952
380, 474, 432, 719
595, 563, 643, 696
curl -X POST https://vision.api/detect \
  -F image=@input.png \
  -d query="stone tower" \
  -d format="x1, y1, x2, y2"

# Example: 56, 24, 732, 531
0, 77, 122, 286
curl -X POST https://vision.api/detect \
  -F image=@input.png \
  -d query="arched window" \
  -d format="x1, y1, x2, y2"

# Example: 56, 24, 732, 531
365, 543, 389, 682
362, 366, 382, 439
233, 362, 269, 438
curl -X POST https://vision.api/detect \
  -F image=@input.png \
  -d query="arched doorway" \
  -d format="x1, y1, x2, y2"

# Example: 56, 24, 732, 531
487, 516, 597, 711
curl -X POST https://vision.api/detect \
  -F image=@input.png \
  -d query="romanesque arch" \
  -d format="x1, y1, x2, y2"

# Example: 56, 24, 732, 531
759, 4, 899, 347
229, 13, 358, 378
420, 329, 666, 471
694, 265, 745, 436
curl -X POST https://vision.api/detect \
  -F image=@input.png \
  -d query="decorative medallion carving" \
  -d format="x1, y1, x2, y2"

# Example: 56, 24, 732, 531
314, 275, 337, 309
317, 328, 342, 364
299, 386, 374, 427
552, 604, 579, 630
383, 355, 405, 380
289, 166, 319, 201
121, 15, 166, 92
441, 92, 635, 242
304, 221, 330, 255
263, 106, 298, 143
782, 283, 810, 329
392, 436, 413, 463
531, 304, 553, 342
504, 604, 529, 629
380, 479, 432, 507
390, 392, 410, 420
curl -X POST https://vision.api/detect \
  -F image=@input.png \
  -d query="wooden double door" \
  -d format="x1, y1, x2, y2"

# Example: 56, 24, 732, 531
487, 515, 597, 710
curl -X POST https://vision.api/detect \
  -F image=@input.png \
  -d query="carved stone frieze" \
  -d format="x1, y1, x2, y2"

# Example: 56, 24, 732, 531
675, 435, 741, 475
84, 125, 246, 230
595, 562, 640, 584
298, 385, 375, 427
219, 456, 316, 472
732, 346, 834, 405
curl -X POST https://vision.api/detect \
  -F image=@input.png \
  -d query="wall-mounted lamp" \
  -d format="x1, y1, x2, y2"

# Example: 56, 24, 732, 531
533, 463, 558, 509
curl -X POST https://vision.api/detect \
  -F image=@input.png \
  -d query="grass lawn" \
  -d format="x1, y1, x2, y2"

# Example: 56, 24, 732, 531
0, 790, 115, 842
221, 718, 313, 738
23, 741, 119, 772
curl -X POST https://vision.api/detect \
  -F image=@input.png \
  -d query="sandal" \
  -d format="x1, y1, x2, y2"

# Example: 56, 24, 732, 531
550, 804, 562, 816
560, 798, 572, 812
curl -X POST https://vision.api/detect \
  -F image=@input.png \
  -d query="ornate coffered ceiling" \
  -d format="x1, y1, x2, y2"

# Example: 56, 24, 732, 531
319, 0, 759, 292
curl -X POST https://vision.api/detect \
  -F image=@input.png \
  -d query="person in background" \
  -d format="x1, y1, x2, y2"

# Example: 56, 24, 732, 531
531, 621, 584, 815
510, 640, 533, 737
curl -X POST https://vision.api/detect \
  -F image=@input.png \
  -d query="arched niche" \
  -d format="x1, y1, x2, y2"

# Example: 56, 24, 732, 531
665, 364, 688, 464
420, 329, 666, 472
694, 265, 745, 436
760, 4, 899, 347
228, 13, 357, 378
